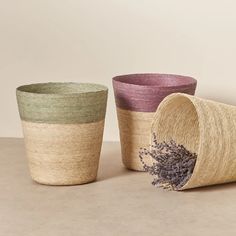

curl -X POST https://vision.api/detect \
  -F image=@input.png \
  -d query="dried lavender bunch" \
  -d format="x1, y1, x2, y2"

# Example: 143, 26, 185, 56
139, 133, 197, 190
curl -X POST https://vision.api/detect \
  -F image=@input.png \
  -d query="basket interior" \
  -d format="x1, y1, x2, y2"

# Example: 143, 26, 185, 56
17, 83, 107, 95
113, 74, 196, 87
152, 94, 200, 154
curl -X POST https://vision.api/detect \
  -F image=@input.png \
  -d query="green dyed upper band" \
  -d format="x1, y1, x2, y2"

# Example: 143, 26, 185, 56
16, 83, 108, 124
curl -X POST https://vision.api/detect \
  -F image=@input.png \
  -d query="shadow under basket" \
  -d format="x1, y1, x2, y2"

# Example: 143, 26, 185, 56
151, 93, 236, 190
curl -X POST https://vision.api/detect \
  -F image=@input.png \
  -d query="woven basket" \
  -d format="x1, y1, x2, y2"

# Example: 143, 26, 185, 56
16, 82, 108, 185
113, 73, 197, 171
152, 93, 236, 190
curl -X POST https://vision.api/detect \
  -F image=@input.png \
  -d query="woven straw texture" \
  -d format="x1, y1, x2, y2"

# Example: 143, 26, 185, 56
22, 120, 105, 185
113, 73, 197, 112
16, 82, 108, 185
152, 93, 236, 190
117, 107, 154, 171
17, 83, 108, 124
113, 73, 197, 171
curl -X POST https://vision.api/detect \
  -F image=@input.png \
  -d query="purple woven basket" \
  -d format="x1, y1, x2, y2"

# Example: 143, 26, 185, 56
113, 73, 197, 171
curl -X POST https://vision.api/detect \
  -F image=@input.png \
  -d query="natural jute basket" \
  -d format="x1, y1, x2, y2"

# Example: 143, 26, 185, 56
151, 93, 236, 190
16, 82, 108, 185
113, 74, 197, 171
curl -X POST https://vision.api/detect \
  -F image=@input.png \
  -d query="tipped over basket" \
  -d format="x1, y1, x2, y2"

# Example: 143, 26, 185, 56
151, 93, 236, 190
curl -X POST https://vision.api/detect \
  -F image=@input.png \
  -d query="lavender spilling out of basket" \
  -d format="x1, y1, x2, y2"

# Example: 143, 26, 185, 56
139, 133, 197, 190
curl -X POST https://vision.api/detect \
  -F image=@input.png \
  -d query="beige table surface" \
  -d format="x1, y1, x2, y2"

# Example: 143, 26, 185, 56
1, 138, 236, 236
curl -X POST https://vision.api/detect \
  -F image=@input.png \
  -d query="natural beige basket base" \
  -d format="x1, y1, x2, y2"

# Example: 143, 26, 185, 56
152, 93, 236, 190
22, 120, 105, 185
116, 107, 154, 171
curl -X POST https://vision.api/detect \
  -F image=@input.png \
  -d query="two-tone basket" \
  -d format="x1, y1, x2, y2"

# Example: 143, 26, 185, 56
16, 82, 108, 185
113, 74, 197, 171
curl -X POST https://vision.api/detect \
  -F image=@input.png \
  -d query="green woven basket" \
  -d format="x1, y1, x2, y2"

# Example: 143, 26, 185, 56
16, 82, 108, 185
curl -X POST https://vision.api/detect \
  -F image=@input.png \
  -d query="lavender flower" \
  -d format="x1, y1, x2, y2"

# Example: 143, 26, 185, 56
139, 133, 197, 190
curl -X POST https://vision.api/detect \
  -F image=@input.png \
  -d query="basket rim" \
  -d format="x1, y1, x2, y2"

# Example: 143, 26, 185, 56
16, 82, 108, 97
112, 73, 197, 90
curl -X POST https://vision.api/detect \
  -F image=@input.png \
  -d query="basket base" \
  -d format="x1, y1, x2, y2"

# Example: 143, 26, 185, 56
22, 120, 104, 186
31, 176, 97, 186
116, 107, 154, 172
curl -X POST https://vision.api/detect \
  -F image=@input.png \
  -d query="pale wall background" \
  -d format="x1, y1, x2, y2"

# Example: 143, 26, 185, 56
0, 0, 236, 141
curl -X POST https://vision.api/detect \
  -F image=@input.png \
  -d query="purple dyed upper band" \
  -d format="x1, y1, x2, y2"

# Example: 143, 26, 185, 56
112, 73, 197, 112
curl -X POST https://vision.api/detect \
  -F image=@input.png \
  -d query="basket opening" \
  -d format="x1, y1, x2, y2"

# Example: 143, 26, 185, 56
17, 83, 107, 95
113, 74, 196, 88
152, 94, 200, 154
